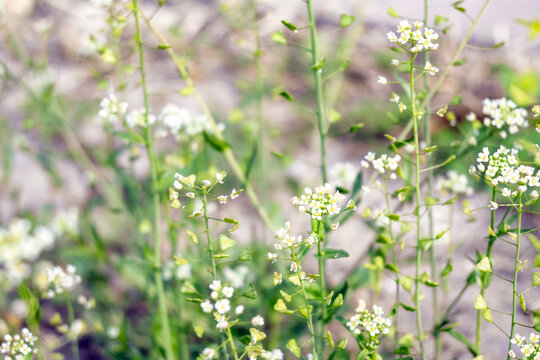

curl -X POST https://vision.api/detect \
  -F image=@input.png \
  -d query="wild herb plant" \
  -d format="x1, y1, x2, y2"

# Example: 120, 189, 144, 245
0, 0, 539, 359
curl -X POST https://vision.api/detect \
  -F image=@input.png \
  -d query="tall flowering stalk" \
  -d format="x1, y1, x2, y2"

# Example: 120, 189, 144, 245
131, 1, 174, 359
382, 19, 440, 359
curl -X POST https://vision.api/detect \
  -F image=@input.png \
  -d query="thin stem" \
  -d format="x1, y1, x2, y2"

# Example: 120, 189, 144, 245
507, 192, 522, 359
306, 0, 328, 183
226, 328, 240, 360
66, 295, 80, 360
132, 2, 174, 359
383, 177, 400, 348
410, 53, 426, 360
291, 250, 318, 360
477, 186, 497, 352
315, 220, 327, 355
202, 193, 218, 278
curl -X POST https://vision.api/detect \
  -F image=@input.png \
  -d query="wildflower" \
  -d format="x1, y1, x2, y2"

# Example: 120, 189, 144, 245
481, 98, 529, 136
290, 184, 345, 221
424, 61, 439, 76
209, 280, 221, 291
532, 190, 539, 198
437, 106, 447, 118
186, 192, 195, 199
235, 305, 245, 315
230, 188, 241, 199
98, 93, 128, 125
202, 348, 216, 359
391, 59, 399, 66
201, 300, 214, 313
251, 315, 265, 327
215, 315, 229, 331
218, 195, 228, 204
377, 76, 387, 84
346, 300, 391, 351
215, 299, 231, 314
267, 252, 278, 262
466, 112, 477, 122
216, 171, 226, 184
46, 264, 81, 298
261, 349, 284, 360
290, 262, 300, 273
533, 105, 540, 117
388, 20, 439, 52
399, 102, 407, 112
222, 286, 234, 298
330, 222, 340, 230
488, 201, 498, 210
363, 153, 401, 177
273, 272, 283, 285
390, 92, 400, 103
0, 328, 38, 358
125, 108, 156, 128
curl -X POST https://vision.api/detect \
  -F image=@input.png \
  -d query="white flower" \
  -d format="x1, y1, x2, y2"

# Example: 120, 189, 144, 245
399, 102, 407, 112
201, 300, 214, 313
218, 195, 228, 204
377, 76, 387, 85
215, 299, 231, 314
251, 315, 265, 327
390, 92, 400, 103
424, 61, 439, 76
209, 280, 222, 291
222, 286, 234, 298
488, 201, 498, 210
202, 348, 216, 359
235, 305, 245, 315
330, 222, 339, 230
391, 59, 399, 66
216, 315, 229, 331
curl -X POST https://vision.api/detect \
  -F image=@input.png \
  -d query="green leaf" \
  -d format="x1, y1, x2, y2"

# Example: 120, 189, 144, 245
111, 131, 145, 144
339, 14, 356, 28
224, 217, 239, 224
328, 108, 342, 123
279, 90, 294, 102
281, 20, 297, 31
219, 234, 236, 251
193, 324, 204, 338
435, 15, 448, 25
349, 123, 364, 132
533, 272, 540, 287
173, 256, 189, 266
157, 43, 172, 50
286, 339, 301, 357
249, 328, 266, 342
385, 263, 400, 273
243, 283, 257, 299
179, 85, 194, 96
203, 131, 230, 152
398, 333, 414, 348
271, 30, 287, 45
315, 248, 349, 259
274, 298, 293, 314
520, 294, 526, 312
312, 57, 325, 71
212, 253, 231, 259
452, 58, 467, 66
425, 196, 439, 207
441, 261, 453, 277
327, 330, 335, 349
493, 41, 505, 49
387, 7, 399, 18
448, 330, 479, 356
184, 229, 198, 244
449, 95, 462, 106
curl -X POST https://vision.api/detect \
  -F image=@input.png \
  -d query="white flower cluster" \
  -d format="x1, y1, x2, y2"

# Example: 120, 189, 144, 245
346, 300, 391, 351
471, 146, 540, 192
46, 264, 81, 298
437, 171, 473, 196
169, 171, 241, 211
509, 333, 540, 359
272, 222, 303, 250
51, 207, 80, 237
361, 152, 401, 179
482, 98, 529, 138
387, 20, 439, 52
98, 94, 224, 139
0, 328, 38, 359
98, 93, 128, 125
0, 219, 56, 285
290, 183, 345, 220
200, 280, 239, 331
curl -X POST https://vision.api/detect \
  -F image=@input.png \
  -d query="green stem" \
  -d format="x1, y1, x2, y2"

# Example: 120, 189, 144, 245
410, 53, 426, 360
202, 193, 218, 278
66, 295, 80, 360
306, 0, 328, 183
507, 192, 522, 359
477, 186, 497, 352
226, 328, 240, 360
383, 177, 400, 348
132, 2, 174, 359
291, 250, 319, 360
315, 220, 327, 355
422, 3, 441, 358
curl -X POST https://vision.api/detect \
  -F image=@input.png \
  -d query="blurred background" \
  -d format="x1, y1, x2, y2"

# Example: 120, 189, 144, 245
0, 0, 539, 358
